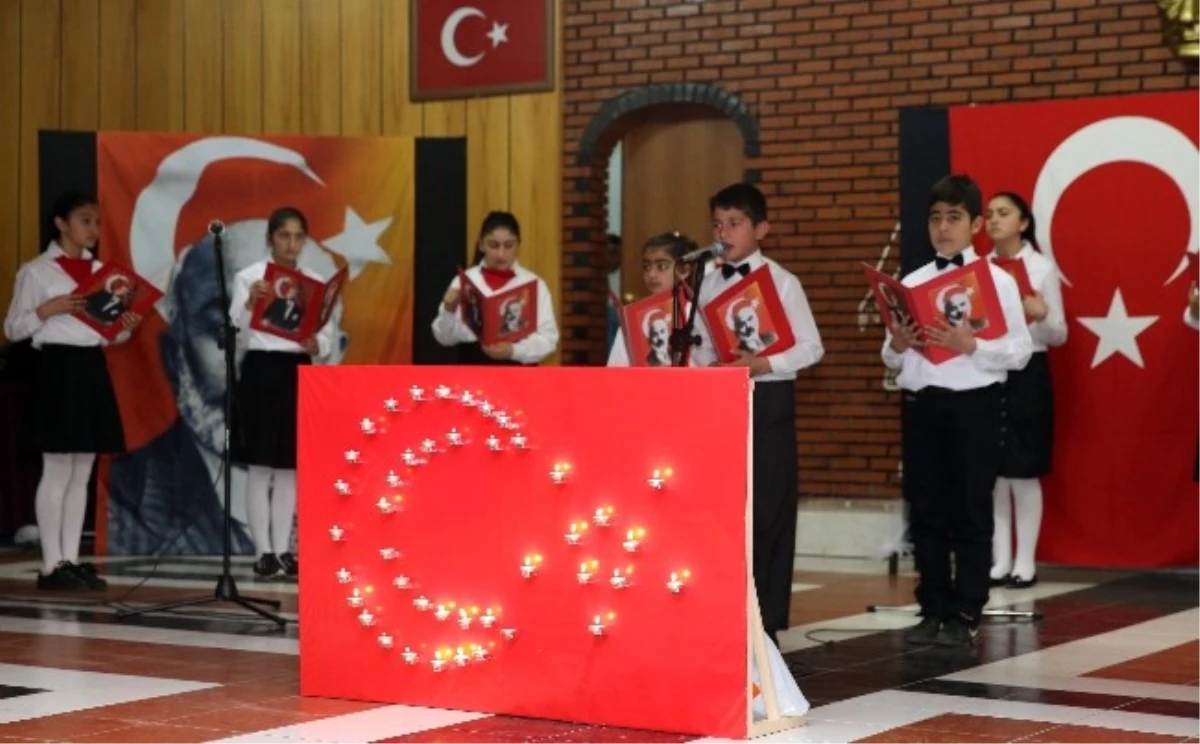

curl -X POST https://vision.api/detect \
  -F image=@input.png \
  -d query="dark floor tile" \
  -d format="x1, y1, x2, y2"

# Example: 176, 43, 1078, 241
378, 716, 693, 743
0, 685, 42, 701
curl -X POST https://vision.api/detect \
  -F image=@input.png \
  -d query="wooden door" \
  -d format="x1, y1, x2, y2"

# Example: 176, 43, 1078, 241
619, 107, 745, 302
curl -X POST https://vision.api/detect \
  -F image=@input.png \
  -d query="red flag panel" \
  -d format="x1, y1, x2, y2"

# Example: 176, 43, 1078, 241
950, 92, 1199, 566
299, 366, 751, 738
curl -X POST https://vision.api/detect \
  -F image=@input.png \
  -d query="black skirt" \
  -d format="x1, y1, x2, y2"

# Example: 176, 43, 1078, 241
23, 344, 126, 454
231, 350, 309, 469
457, 342, 523, 366
997, 351, 1054, 478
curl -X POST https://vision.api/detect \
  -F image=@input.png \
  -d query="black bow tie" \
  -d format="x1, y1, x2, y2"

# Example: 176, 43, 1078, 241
935, 254, 965, 270
721, 263, 751, 280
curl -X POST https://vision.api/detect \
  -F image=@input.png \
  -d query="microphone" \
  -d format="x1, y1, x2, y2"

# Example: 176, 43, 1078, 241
208, 220, 225, 237
680, 242, 726, 263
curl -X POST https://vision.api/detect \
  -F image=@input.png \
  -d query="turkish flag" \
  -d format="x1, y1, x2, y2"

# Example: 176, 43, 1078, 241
950, 92, 1199, 567
412, 0, 553, 100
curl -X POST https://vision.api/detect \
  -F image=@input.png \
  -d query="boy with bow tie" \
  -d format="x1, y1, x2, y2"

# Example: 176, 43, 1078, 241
883, 175, 1032, 647
692, 183, 825, 645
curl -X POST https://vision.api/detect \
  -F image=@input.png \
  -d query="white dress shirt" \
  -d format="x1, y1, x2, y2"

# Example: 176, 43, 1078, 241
3, 243, 123, 348
990, 242, 1067, 352
690, 250, 824, 381
607, 300, 694, 367
431, 261, 559, 365
229, 259, 337, 358
882, 246, 1033, 392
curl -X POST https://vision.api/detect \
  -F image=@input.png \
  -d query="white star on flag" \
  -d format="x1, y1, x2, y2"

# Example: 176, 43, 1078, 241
487, 21, 509, 47
1076, 289, 1158, 369
322, 206, 393, 279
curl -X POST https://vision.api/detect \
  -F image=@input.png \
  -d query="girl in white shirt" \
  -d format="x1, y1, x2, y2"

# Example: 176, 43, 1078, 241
229, 207, 336, 579
432, 211, 559, 365
985, 192, 1068, 590
3, 192, 143, 592
607, 231, 696, 367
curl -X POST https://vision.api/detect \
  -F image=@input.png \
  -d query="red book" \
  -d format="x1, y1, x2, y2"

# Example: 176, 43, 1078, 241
862, 260, 1008, 365
458, 269, 538, 346
620, 290, 677, 367
700, 265, 796, 364
991, 256, 1035, 298
249, 263, 349, 342
70, 261, 163, 341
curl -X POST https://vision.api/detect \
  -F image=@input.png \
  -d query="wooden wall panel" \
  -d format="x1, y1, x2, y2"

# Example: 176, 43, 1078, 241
222, 0, 262, 133
341, 0, 381, 136
380, 0, 421, 137
300, 0, 341, 135
262, 0, 302, 134
97, 0, 136, 130
18, 0, 60, 262
60, 0, 99, 131
134, 0, 183, 131
0, 0, 563, 362
0, 0, 21, 320
183, 0, 223, 133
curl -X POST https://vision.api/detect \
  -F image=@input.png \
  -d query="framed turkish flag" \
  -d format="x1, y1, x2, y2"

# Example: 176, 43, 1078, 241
411, 0, 555, 101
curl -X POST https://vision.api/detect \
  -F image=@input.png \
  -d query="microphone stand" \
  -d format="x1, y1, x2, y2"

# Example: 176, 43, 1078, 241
117, 222, 286, 628
668, 258, 708, 367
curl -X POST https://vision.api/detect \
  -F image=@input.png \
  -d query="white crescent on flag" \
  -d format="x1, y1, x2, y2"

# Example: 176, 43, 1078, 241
441, 6, 509, 68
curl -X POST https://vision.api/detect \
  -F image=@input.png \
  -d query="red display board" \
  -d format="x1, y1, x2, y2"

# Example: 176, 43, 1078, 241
298, 367, 752, 739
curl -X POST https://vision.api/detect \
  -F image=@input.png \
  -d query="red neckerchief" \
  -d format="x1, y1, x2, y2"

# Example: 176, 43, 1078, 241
55, 255, 94, 286
480, 266, 516, 291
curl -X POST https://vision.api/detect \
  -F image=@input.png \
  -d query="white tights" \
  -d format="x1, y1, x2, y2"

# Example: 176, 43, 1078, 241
991, 477, 1043, 581
245, 466, 297, 556
36, 453, 96, 574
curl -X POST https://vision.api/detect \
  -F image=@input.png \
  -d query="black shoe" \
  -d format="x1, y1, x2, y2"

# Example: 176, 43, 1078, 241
253, 553, 284, 578
65, 561, 108, 591
903, 616, 942, 645
279, 552, 299, 578
36, 563, 90, 592
1007, 574, 1038, 589
933, 614, 979, 647
989, 574, 1011, 587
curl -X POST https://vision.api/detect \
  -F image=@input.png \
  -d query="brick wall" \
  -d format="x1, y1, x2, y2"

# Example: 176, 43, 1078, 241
560, 0, 1199, 500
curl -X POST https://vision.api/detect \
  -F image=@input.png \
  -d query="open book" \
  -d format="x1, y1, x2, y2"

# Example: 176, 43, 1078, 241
71, 261, 163, 341
616, 289, 684, 367
249, 263, 348, 342
862, 260, 1008, 365
458, 269, 538, 346
700, 265, 795, 364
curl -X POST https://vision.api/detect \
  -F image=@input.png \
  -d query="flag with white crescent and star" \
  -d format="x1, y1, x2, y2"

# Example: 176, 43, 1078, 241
37, 130, 467, 555
412, 0, 553, 100
908, 91, 1198, 568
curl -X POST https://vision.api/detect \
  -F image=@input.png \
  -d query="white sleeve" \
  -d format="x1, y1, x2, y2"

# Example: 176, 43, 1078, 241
1185, 305, 1199, 331
1029, 262, 1067, 347
880, 328, 907, 370
972, 270, 1033, 372
606, 327, 630, 367
766, 276, 824, 374
229, 269, 253, 331
431, 277, 476, 347
510, 278, 559, 365
314, 303, 340, 359
3, 264, 45, 343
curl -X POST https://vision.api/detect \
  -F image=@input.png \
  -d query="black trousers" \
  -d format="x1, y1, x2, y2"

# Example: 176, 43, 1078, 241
752, 380, 798, 635
902, 384, 1002, 620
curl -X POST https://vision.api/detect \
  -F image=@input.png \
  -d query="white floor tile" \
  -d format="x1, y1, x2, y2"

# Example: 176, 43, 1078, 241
212, 704, 490, 743
0, 663, 215, 722
0, 615, 299, 655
